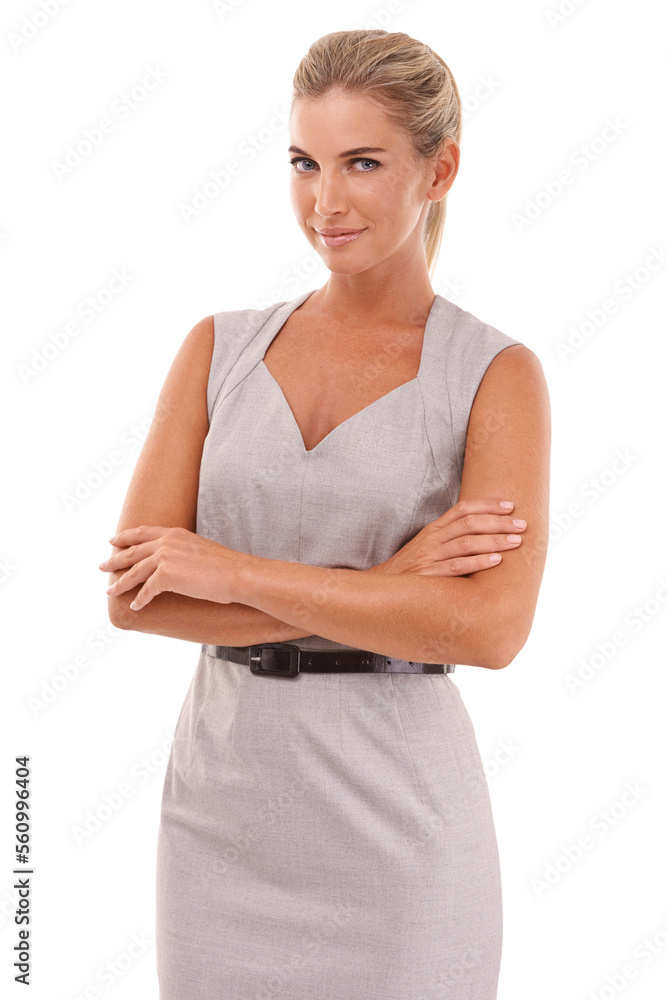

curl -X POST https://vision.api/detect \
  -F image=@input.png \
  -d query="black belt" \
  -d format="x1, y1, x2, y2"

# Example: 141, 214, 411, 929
201, 643, 455, 678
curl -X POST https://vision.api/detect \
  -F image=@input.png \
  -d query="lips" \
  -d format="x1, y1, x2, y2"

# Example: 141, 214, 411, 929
316, 228, 368, 247
317, 228, 365, 236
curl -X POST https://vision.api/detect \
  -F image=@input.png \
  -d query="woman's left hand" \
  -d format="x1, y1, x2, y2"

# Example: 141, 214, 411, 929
99, 525, 248, 610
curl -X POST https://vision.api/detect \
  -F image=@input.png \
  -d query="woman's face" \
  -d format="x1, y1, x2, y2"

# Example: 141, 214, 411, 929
288, 89, 455, 276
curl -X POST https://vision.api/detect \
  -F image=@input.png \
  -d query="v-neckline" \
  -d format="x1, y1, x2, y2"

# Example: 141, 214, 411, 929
258, 289, 439, 456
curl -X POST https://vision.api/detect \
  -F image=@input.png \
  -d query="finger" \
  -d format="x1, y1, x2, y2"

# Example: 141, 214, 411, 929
129, 566, 171, 611
106, 555, 155, 597
99, 542, 154, 571
128, 582, 153, 611
430, 498, 514, 527
420, 552, 505, 576
109, 525, 165, 546
444, 531, 523, 559
432, 513, 526, 540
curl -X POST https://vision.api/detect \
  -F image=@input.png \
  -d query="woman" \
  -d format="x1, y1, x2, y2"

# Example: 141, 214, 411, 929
99, 29, 550, 999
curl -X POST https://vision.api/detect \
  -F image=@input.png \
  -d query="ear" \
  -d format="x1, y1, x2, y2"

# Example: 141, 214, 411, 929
428, 136, 460, 203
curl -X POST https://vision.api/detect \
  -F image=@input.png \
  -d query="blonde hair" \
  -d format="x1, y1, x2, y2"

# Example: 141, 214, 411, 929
291, 29, 462, 278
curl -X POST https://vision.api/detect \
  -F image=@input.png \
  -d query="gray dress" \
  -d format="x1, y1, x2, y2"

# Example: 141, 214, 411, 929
155, 288, 523, 999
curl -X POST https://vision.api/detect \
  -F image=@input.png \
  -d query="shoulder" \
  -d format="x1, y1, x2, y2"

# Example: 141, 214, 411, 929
477, 342, 549, 411
469, 343, 551, 460
162, 314, 215, 398
182, 313, 215, 361
439, 298, 522, 354
431, 298, 530, 402
482, 341, 546, 386
438, 298, 545, 392
162, 299, 284, 404
184, 299, 281, 381
162, 313, 215, 374
431, 298, 520, 390
466, 340, 551, 481
204, 297, 293, 422
211, 298, 287, 335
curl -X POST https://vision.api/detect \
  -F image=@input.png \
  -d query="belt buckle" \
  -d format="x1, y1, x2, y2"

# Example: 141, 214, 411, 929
248, 643, 300, 678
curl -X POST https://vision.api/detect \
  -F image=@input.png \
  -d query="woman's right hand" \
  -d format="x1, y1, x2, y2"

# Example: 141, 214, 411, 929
367, 498, 526, 578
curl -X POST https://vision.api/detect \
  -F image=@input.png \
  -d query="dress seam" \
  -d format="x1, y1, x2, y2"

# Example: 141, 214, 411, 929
210, 301, 286, 423
388, 674, 424, 806
183, 654, 217, 779
415, 374, 453, 508
443, 310, 466, 484
297, 453, 308, 562
406, 380, 445, 535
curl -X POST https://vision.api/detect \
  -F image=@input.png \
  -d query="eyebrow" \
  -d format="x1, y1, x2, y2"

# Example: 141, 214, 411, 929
288, 145, 388, 158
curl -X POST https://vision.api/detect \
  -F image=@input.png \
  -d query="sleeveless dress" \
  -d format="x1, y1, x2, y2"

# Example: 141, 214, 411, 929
155, 288, 523, 999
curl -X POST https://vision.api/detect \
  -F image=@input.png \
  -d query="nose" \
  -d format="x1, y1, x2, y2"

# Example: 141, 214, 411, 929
312, 169, 348, 218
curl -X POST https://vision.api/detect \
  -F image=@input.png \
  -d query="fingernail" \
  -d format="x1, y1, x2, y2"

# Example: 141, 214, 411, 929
499, 501, 513, 509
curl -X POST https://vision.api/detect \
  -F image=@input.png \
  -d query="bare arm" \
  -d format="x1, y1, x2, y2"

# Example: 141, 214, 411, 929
105, 314, 313, 645
230, 344, 551, 669
458, 344, 551, 665
112, 591, 315, 647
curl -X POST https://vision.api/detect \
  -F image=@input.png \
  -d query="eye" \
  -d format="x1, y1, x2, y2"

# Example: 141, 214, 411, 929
288, 157, 381, 173
288, 157, 316, 172
350, 158, 380, 171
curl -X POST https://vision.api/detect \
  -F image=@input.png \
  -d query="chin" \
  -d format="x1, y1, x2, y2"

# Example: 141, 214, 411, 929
319, 260, 372, 277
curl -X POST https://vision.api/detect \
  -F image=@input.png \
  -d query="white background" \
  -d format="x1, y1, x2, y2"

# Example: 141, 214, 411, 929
2, 0, 666, 997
